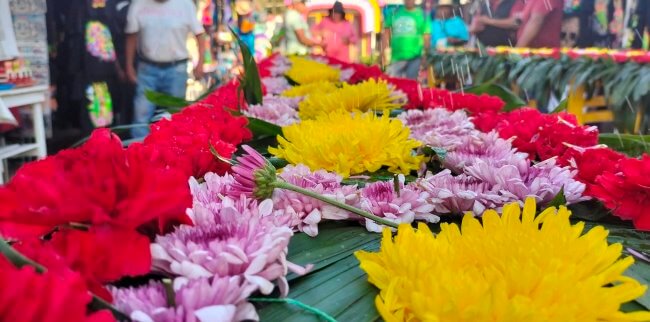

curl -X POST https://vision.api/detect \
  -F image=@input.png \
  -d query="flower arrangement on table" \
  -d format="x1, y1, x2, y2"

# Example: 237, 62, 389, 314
0, 51, 649, 322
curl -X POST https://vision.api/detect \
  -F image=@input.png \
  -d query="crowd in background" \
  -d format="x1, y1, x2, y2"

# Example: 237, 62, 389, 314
43, 0, 650, 147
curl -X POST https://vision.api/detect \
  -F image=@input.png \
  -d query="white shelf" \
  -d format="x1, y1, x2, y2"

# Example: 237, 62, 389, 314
0, 85, 48, 184
0, 143, 39, 159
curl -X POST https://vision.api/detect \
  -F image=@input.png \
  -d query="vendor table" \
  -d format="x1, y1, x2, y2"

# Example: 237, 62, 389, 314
0, 85, 48, 184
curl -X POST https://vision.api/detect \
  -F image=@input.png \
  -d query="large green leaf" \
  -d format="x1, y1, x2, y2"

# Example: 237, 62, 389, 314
599, 133, 650, 157
462, 83, 527, 111
257, 222, 381, 321
231, 28, 263, 105
247, 117, 282, 138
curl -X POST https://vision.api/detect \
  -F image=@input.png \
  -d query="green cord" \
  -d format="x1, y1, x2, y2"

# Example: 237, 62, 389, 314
250, 297, 338, 322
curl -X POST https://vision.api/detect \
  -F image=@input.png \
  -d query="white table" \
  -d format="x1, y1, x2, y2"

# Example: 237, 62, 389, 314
0, 85, 48, 184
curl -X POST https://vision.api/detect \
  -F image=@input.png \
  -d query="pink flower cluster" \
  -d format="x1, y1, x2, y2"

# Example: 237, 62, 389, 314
244, 96, 301, 126
398, 108, 586, 214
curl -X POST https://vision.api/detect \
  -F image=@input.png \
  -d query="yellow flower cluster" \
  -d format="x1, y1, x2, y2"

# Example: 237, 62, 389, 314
298, 79, 405, 120
281, 81, 339, 98
356, 199, 650, 322
285, 56, 341, 85
269, 111, 422, 178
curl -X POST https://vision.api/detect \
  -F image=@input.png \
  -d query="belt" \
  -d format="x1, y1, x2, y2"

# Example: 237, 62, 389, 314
138, 56, 188, 68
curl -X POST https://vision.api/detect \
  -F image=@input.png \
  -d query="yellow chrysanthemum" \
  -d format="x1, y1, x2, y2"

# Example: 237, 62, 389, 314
281, 81, 339, 98
298, 79, 405, 120
285, 56, 340, 84
356, 198, 650, 322
269, 111, 422, 178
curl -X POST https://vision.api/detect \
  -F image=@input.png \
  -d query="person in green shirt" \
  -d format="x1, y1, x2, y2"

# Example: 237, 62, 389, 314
381, 0, 431, 80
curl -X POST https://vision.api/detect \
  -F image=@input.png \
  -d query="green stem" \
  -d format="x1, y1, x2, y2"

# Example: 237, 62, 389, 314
249, 297, 337, 322
272, 181, 399, 229
0, 238, 131, 321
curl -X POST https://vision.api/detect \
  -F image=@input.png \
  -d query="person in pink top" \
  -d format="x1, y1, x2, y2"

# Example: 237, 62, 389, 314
312, 1, 359, 63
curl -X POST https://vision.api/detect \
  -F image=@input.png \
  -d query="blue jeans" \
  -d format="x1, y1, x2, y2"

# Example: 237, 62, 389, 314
131, 61, 188, 138
387, 58, 421, 80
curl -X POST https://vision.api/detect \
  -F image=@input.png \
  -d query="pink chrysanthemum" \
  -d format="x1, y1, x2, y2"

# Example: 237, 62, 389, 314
444, 131, 529, 174
464, 158, 587, 206
151, 198, 306, 296
231, 145, 277, 200
261, 77, 291, 95
397, 108, 476, 150
188, 173, 236, 216
273, 164, 358, 236
268, 56, 291, 76
357, 177, 439, 232
111, 276, 258, 322
244, 96, 301, 126
417, 170, 507, 215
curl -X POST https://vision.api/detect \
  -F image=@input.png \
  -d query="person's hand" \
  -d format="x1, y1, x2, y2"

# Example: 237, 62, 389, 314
193, 65, 205, 80
470, 17, 486, 33
126, 66, 137, 84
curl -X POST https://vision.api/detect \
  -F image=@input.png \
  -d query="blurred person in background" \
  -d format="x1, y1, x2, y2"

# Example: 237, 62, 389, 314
515, 0, 564, 48
284, 0, 322, 55
125, 0, 205, 138
382, 0, 431, 79
470, 0, 524, 46
234, 0, 256, 52
312, 1, 359, 63
430, 0, 469, 48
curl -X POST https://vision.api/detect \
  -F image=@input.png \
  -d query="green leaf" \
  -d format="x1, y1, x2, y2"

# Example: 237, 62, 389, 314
230, 27, 263, 105
462, 83, 526, 112
551, 98, 568, 114
257, 222, 381, 321
545, 187, 566, 208
421, 146, 447, 161
269, 157, 289, 169
568, 200, 611, 222
145, 90, 190, 109
599, 133, 650, 157
247, 117, 283, 138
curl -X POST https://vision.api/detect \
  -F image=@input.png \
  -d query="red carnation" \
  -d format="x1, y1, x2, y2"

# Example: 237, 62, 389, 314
144, 104, 251, 178
199, 80, 246, 110
383, 77, 424, 109
491, 108, 598, 161
590, 155, 650, 230
257, 53, 279, 78
0, 256, 115, 322
14, 227, 150, 302
0, 129, 192, 240
563, 146, 626, 195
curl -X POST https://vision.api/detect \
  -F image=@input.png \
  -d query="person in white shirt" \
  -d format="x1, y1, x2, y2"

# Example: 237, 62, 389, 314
125, 0, 205, 138
284, 0, 321, 55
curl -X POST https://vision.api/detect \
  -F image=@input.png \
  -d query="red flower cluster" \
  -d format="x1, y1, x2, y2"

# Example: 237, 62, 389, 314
143, 103, 252, 179
200, 80, 247, 111
0, 256, 115, 322
424, 89, 505, 115
382, 77, 506, 113
0, 129, 192, 300
563, 146, 626, 194
475, 108, 598, 162
258, 52, 280, 78
0, 129, 192, 240
589, 155, 650, 230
